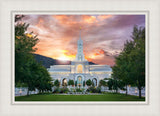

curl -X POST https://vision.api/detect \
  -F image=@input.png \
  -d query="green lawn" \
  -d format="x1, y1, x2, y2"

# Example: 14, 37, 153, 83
15, 93, 145, 101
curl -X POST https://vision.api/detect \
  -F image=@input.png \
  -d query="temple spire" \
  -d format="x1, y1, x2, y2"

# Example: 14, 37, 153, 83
79, 26, 82, 40
75, 26, 86, 61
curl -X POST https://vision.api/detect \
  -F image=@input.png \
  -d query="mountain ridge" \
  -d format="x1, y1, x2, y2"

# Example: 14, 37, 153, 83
33, 54, 96, 68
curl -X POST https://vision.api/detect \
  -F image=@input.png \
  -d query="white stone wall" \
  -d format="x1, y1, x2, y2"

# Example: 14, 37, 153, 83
50, 72, 112, 87
15, 87, 39, 96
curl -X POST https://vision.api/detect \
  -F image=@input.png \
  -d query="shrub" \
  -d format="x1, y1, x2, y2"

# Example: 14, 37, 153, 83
76, 88, 82, 92
86, 87, 101, 93
53, 87, 60, 93
60, 87, 69, 93
96, 87, 101, 93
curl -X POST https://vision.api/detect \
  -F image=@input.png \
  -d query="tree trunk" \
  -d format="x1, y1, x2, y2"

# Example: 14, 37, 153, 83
125, 85, 128, 96
27, 87, 29, 96
139, 88, 141, 98
116, 88, 118, 93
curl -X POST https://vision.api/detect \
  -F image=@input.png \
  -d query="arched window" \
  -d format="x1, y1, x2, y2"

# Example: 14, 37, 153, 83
77, 76, 82, 87
62, 78, 67, 86
77, 64, 83, 73
92, 78, 97, 86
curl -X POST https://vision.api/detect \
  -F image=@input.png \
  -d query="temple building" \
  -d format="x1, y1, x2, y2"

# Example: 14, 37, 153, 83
48, 30, 112, 88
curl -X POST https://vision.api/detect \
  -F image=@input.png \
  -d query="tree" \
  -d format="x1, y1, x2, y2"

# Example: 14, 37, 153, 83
83, 81, 85, 86
129, 26, 145, 98
15, 15, 24, 22
107, 78, 125, 93
75, 81, 77, 86
15, 21, 39, 96
86, 79, 92, 86
15, 16, 53, 95
107, 78, 112, 90
15, 23, 38, 84
112, 25, 145, 98
54, 79, 60, 87
99, 80, 106, 87
33, 62, 53, 93
112, 40, 134, 95
91, 80, 95, 87
68, 80, 74, 86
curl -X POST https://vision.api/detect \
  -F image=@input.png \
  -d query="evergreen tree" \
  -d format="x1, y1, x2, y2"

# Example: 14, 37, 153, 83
75, 81, 77, 86
83, 81, 85, 86
68, 80, 74, 86
86, 79, 92, 86
54, 79, 60, 87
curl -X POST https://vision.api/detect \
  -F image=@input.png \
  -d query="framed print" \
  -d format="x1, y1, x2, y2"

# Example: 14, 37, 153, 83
12, 12, 147, 105
0, 0, 160, 116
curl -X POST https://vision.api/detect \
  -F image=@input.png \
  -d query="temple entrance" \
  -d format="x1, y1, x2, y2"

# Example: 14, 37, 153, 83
62, 78, 67, 86
77, 76, 82, 87
92, 78, 97, 87
77, 64, 83, 73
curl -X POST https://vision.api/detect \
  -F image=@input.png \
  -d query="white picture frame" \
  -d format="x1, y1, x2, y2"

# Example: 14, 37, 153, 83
0, 0, 160, 116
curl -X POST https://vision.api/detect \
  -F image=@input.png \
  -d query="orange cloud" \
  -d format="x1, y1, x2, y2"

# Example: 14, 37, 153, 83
99, 49, 105, 54
98, 15, 113, 20
82, 15, 97, 23
36, 18, 44, 28
93, 49, 105, 56
85, 56, 93, 62
94, 53, 100, 56
53, 15, 78, 25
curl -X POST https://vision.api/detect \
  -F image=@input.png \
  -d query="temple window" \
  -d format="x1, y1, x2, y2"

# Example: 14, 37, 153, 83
77, 64, 83, 73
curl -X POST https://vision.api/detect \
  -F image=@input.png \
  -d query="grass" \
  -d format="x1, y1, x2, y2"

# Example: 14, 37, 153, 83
15, 93, 145, 101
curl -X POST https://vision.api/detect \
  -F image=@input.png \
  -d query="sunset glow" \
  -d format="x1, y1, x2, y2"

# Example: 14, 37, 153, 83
19, 15, 145, 66
57, 56, 70, 61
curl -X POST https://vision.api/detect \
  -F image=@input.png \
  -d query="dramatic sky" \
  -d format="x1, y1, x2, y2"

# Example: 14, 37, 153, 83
20, 14, 145, 66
